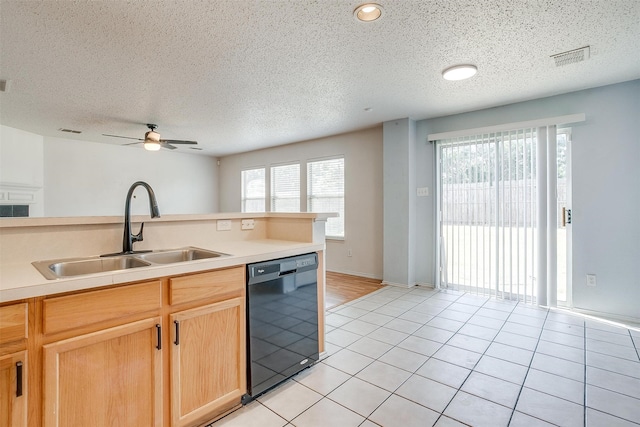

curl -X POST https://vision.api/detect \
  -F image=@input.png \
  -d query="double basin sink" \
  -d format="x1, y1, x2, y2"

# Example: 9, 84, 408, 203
32, 247, 228, 280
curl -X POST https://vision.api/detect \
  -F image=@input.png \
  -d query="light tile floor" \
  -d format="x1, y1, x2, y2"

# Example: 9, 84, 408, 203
210, 286, 640, 427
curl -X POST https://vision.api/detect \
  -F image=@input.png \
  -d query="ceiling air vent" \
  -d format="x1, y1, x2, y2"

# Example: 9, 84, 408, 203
551, 46, 590, 67
0, 79, 11, 92
58, 128, 82, 134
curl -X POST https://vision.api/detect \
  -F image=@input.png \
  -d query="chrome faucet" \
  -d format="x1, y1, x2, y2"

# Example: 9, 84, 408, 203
121, 181, 160, 254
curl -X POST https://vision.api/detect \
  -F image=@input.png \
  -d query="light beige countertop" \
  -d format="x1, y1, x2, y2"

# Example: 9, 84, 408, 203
0, 239, 324, 303
0, 212, 333, 303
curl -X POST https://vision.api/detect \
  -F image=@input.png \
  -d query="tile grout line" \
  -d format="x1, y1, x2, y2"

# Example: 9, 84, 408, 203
584, 319, 588, 427
431, 292, 517, 427
629, 329, 640, 362
306, 287, 455, 426
503, 301, 549, 427
325, 294, 603, 426
326, 289, 475, 426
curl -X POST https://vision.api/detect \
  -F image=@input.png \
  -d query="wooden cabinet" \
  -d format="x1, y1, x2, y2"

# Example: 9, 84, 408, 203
3, 265, 248, 427
42, 317, 163, 427
0, 351, 27, 427
170, 297, 246, 427
0, 303, 28, 427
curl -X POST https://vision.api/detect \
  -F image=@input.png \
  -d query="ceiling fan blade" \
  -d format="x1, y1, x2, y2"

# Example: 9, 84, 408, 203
160, 142, 178, 150
102, 134, 144, 141
159, 139, 198, 145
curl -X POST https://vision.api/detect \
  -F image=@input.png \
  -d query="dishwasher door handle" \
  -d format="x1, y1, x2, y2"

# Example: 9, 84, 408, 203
279, 269, 297, 276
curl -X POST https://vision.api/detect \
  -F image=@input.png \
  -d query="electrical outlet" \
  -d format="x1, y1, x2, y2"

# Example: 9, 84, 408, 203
417, 187, 429, 197
241, 219, 255, 230
586, 274, 597, 287
347, 249, 352, 257
216, 219, 232, 231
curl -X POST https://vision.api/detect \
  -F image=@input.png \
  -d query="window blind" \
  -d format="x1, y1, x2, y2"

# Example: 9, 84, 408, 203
270, 163, 300, 212
307, 157, 344, 238
241, 168, 265, 212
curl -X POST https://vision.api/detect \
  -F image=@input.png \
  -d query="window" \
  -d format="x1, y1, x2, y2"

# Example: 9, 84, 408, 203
270, 163, 300, 212
307, 157, 344, 238
241, 168, 265, 212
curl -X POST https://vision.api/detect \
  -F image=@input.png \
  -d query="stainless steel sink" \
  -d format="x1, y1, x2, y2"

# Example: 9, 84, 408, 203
32, 247, 229, 279
135, 247, 228, 264
33, 256, 152, 280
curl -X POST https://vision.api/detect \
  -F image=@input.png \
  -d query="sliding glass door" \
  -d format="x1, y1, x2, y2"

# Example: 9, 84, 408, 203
436, 128, 571, 305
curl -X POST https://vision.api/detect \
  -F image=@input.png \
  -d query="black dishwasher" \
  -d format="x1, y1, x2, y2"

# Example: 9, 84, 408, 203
244, 253, 319, 401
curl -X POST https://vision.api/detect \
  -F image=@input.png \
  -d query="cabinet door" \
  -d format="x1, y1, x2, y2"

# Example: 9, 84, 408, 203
0, 351, 27, 427
43, 317, 163, 427
170, 297, 246, 427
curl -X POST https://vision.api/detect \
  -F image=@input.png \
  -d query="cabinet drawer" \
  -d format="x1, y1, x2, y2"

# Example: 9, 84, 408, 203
170, 267, 245, 305
0, 303, 28, 344
43, 281, 162, 335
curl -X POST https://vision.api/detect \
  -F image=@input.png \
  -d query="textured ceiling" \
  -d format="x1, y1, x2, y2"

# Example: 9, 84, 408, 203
1, 0, 639, 156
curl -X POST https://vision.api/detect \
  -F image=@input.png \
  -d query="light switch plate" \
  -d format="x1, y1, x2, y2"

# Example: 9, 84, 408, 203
241, 219, 255, 230
216, 219, 232, 231
417, 187, 429, 197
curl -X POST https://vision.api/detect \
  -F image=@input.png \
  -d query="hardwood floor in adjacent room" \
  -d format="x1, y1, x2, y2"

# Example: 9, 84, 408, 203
325, 271, 384, 310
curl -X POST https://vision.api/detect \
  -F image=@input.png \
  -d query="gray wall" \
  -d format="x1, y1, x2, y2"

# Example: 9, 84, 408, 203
383, 118, 420, 286
218, 127, 384, 279
415, 80, 640, 320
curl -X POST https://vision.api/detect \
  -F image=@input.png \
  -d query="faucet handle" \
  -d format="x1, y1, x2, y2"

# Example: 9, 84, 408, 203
133, 222, 145, 243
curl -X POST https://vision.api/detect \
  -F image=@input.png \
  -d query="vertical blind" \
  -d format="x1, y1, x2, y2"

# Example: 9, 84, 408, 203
271, 163, 300, 212
241, 167, 265, 212
307, 157, 344, 238
437, 129, 539, 302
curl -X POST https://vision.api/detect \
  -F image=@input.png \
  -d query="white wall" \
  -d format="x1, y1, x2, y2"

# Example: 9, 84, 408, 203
42, 136, 219, 217
219, 127, 384, 279
415, 80, 640, 321
0, 125, 45, 216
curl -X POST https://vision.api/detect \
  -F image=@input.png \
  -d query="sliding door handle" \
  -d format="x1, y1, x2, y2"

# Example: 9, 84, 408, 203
562, 208, 572, 226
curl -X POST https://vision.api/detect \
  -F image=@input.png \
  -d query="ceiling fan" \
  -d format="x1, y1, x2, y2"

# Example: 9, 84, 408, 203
103, 124, 198, 151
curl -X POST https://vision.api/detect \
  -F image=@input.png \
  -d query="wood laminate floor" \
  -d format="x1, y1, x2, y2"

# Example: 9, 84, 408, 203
325, 271, 384, 310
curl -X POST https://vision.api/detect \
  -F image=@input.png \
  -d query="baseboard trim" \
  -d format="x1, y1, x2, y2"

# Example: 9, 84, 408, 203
563, 307, 640, 329
326, 269, 382, 281
381, 280, 415, 289
416, 282, 435, 289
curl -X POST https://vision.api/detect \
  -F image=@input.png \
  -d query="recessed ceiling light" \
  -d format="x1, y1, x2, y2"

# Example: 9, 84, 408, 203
442, 64, 478, 81
354, 3, 383, 22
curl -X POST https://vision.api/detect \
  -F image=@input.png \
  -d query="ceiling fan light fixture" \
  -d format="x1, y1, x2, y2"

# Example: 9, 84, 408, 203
145, 130, 161, 142
354, 3, 383, 22
144, 140, 161, 151
442, 64, 477, 81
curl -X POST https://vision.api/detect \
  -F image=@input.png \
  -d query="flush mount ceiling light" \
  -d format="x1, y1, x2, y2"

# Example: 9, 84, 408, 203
354, 3, 383, 22
442, 64, 478, 81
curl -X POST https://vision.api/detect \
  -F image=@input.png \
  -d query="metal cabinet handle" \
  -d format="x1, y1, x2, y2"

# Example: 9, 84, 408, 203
156, 324, 162, 350
16, 361, 23, 397
174, 320, 180, 346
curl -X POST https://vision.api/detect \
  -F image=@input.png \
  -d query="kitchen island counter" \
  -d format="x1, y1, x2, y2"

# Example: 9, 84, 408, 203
0, 212, 332, 303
